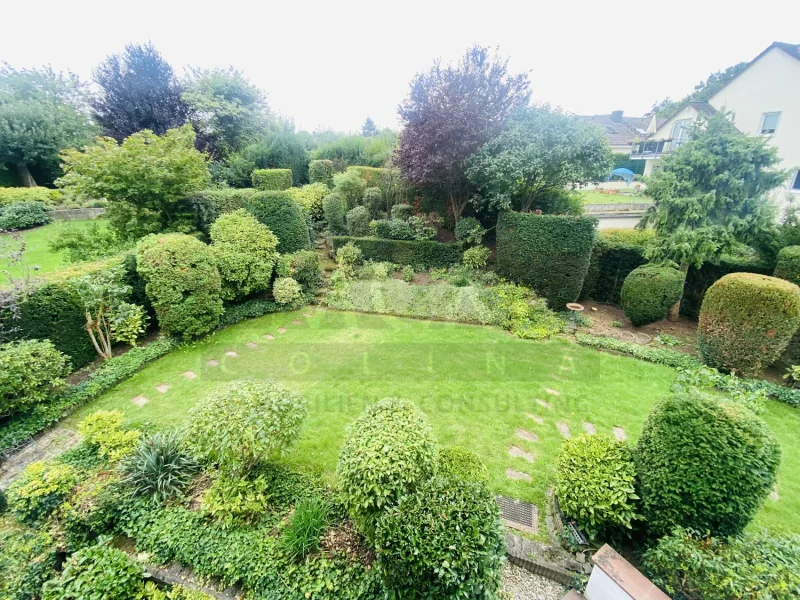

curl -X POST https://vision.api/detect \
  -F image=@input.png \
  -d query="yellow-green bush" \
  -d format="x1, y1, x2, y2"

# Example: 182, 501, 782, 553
287, 183, 329, 220
78, 410, 141, 462
774, 245, 800, 286
6, 461, 77, 524
0, 340, 71, 417
0, 187, 62, 207
251, 169, 292, 191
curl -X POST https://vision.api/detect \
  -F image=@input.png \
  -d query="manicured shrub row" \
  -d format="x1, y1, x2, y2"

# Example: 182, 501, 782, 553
308, 159, 334, 187
217, 299, 281, 328
620, 264, 684, 326
774, 245, 800, 286
698, 273, 800, 376
331, 236, 461, 268
496, 212, 596, 309
0, 186, 62, 207
580, 229, 652, 304
0, 201, 50, 230
251, 168, 293, 191
574, 334, 700, 369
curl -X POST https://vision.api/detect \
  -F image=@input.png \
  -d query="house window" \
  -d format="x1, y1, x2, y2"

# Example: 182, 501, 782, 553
670, 119, 691, 150
791, 170, 800, 192
605, 125, 618, 134
760, 112, 781, 135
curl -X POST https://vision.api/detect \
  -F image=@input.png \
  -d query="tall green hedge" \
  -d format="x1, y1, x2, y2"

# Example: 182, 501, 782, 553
581, 229, 652, 304
186, 188, 259, 235
620, 264, 685, 326
698, 273, 800, 376
331, 236, 461, 268
308, 160, 334, 187
251, 169, 293, 191
245, 191, 311, 253
347, 166, 387, 187
774, 245, 800, 286
496, 212, 596, 309
681, 255, 773, 319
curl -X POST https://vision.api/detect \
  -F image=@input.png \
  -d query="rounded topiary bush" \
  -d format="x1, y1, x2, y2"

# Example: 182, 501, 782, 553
251, 168, 292, 191
774, 245, 800, 286
634, 393, 780, 538
698, 273, 800, 375
287, 182, 329, 220
363, 187, 384, 218
308, 159, 334, 187
336, 398, 438, 537
390, 203, 413, 220
42, 543, 145, 600
454, 216, 485, 247
620, 264, 685, 326
272, 277, 302, 306
323, 192, 347, 235
374, 478, 505, 599
439, 447, 489, 484
245, 191, 310, 253
0, 339, 71, 418
555, 434, 638, 539
346, 206, 371, 237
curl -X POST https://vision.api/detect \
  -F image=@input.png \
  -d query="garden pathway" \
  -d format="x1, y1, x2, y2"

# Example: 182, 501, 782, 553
0, 427, 81, 488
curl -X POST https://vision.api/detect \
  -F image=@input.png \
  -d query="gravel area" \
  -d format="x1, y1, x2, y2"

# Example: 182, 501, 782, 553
501, 563, 567, 600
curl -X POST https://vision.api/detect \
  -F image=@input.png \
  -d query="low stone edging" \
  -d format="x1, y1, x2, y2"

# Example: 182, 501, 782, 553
46, 207, 105, 220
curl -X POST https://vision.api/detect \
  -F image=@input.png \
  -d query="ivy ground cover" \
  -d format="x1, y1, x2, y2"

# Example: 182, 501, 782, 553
65, 309, 799, 535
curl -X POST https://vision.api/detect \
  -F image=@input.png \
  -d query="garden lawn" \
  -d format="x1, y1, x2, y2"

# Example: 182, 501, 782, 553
579, 190, 645, 205
65, 309, 800, 536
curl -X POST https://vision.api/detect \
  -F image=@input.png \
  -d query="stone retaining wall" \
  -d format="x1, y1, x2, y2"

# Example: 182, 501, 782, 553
46, 207, 105, 221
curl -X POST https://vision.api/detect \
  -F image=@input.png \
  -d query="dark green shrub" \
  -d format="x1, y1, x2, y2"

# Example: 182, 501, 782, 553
620, 264, 685, 326
390, 203, 413, 220
308, 159, 334, 187
0, 488, 6, 513
251, 168, 293, 191
185, 188, 259, 235
245, 191, 311, 253
362, 186, 384, 218
698, 273, 800, 376
374, 478, 505, 599
276, 250, 322, 299
323, 192, 347, 234
337, 398, 438, 537
120, 430, 199, 504
555, 434, 638, 539
774, 245, 800, 286
136, 234, 224, 339
0, 201, 50, 230
332, 169, 366, 208
634, 393, 780, 537
454, 216, 486, 247
332, 236, 461, 268
346, 206, 371, 236
496, 211, 596, 309
642, 528, 800, 600
0, 339, 71, 417
218, 298, 280, 327
370, 218, 414, 240
280, 496, 328, 559
7, 461, 77, 524
439, 447, 489, 484
581, 229, 653, 303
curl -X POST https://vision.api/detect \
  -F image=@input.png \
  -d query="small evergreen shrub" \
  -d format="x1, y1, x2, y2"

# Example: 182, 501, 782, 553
251, 168, 293, 191
245, 191, 311, 253
698, 273, 800, 376
280, 496, 328, 559
78, 410, 141, 462
620, 264, 685, 326
336, 242, 363, 278
370, 218, 414, 240
454, 216, 486, 247
390, 203, 413, 220
332, 169, 366, 208
201, 469, 271, 527
332, 236, 461, 268
362, 186, 384, 218
272, 277, 302, 306
308, 159, 334, 187
635, 393, 781, 537
774, 245, 800, 286
439, 447, 489, 484
0, 340, 71, 418
555, 434, 638, 539
287, 182, 329, 220
0, 201, 50, 230
276, 250, 322, 299
463, 246, 490, 270
374, 478, 505, 599
346, 206, 371, 236
337, 398, 438, 537
120, 430, 199, 504
6, 461, 77, 524
323, 192, 347, 234
402, 265, 414, 282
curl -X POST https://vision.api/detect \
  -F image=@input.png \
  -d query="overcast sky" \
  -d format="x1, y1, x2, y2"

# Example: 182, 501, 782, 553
2, 0, 798, 132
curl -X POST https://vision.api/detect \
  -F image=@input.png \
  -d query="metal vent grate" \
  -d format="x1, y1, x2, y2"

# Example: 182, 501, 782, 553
496, 496, 538, 535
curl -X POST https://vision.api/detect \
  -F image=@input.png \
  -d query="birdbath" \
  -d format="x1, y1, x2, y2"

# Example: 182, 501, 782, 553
565, 303, 585, 332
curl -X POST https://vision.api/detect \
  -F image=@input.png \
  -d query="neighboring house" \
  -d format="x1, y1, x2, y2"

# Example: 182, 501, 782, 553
578, 111, 663, 154
631, 41, 800, 208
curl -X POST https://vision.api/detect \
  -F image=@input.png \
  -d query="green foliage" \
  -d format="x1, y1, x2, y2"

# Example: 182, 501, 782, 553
272, 277, 302, 306
78, 410, 141, 462
335, 242, 363, 278
184, 188, 258, 235
245, 191, 311, 253
438, 447, 489, 485
774, 245, 800, 286
346, 206, 371, 236
120, 430, 199, 504
323, 192, 347, 235
252, 168, 293, 191
0, 201, 49, 230
463, 246, 490, 269
332, 236, 461, 268
402, 265, 414, 282
58, 125, 209, 240
635, 393, 781, 537
332, 169, 366, 208
210, 209, 278, 300
49, 221, 127, 263
390, 203, 412, 220
575, 334, 701, 369
486, 281, 565, 340
454, 216, 486, 247
136, 233, 224, 339
651, 61, 748, 117
347, 166, 389, 187
784, 365, 800, 388
185, 380, 308, 473
312, 133, 396, 169
362, 187, 384, 218
496, 212, 596, 309
110, 302, 148, 347
337, 398, 438, 537
581, 229, 653, 304
218, 298, 280, 327
57, 441, 105, 471
620, 264, 685, 326
0, 525, 59, 600
0, 339, 70, 417
555, 434, 638, 539
280, 496, 329, 559
6, 461, 76, 524
374, 478, 505, 599
308, 159, 334, 187
276, 250, 322, 299
42, 541, 145, 600
0, 187, 62, 207
201, 470, 271, 527
370, 218, 413, 240
286, 182, 329, 220
642, 528, 800, 600
698, 273, 800, 376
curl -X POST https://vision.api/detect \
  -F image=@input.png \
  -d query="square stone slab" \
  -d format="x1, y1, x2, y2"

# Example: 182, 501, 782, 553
182, 371, 197, 379
264, 334, 274, 340
505, 468, 532, 482
206, 359, 219, 367
613, 426, 627, 441
277, 327, 287, 334
508, 446, 535, 462
225, 351, 238, 358
155, 384, 170, 394
131, 395, 149, 406
246, 342, 258, 349
292, 320, 302, 325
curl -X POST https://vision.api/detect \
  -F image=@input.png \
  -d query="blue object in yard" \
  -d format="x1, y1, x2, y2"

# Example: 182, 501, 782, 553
608, 168, 635, 184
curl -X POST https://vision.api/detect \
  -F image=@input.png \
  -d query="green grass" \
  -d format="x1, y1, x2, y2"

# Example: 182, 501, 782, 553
580, 190, 647, 205
65, 309, 799, 536
0, 219, 103, 284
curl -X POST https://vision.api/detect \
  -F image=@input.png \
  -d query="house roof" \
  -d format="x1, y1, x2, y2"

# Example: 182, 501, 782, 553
577, 114, 653, 146
708, 42, 800, 98
659, 101, 717, 127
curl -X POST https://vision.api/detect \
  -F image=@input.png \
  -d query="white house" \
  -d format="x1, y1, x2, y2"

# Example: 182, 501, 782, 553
631, 42, 800, 208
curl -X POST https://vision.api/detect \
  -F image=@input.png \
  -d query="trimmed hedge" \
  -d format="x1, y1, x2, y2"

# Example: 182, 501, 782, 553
331, 236, 461, 268
308, 160, 334, 187
681, 255, 773, 319
774, 245, 800, 286
581, 229, 652, 304
323, 193, 347, 235
245, 191, 311, 253
347, 166, 387, 187
0, 187, 62, 207
185, 188, 259, 235
575, 334, 701, 369
346, 206, 371, 236
496, 212, 596, 309
251, 169, 293, 191
698, 273, 800, 376
620, 264, 685, 326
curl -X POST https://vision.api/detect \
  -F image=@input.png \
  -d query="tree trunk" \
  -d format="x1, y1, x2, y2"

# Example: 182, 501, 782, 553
667, 264, 690, 322
15, 163, 36, 187
450, 195, 465, 223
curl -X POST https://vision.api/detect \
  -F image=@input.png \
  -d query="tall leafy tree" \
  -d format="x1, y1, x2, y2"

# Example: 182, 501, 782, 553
0, 65, 96, 186
395, 45, 530, 221
651, 62, 747, 118
466, 105, 612, 212
91, 43, 188, 141
361, 117, 377, 137
640, 112, 786, 319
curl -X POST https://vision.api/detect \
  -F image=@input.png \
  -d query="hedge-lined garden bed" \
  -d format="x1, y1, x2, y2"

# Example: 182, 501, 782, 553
331, 236, 462, 268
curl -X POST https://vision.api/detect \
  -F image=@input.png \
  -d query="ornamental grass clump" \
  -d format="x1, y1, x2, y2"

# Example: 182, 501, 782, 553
120, 430, 199, 504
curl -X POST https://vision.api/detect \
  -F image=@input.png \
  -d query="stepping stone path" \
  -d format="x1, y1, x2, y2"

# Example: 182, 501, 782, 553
515, 429, 538, 443
508, 446, 535, 463
291, 320, 302, 325
544, 388, 560, 396
505, 468, 532, 482
563, 355, 573, 361
131, 395, 149, 407
525, 413, 544, 425
206, 359, 219, 367
556, 422, 571, 438
182, 371, 197, 379
582, 422, 596, 434
535, 399, 552, 410
303, 312, 313, 317
246, 342, 258, 349
277, 327, 287, 334
264, 334, 274, 340
613, 426, 627, 441
155, 384, 170, 394
225, 351, 238, 358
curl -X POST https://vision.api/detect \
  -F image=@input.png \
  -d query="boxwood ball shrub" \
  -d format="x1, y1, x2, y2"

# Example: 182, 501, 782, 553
337, 398, 438, 537
136, 233, 224, 339
245, 191, 311, 253
698, 273, 800, 376
774, 245, 800, 286
346, 206, 371, 237
0, 340, 71, 418
308, 159, 334, 187
7, 461, 77, 524
272, 277, 302, 306
185, 380, 308, 473
555, 434, 638, 539
362, 186, 384, 218
454, 216, 486, 247
620, 264, 685, 326
390, 203, 413, 220
0, 201, 50, 230
374, 478, 505, 599
496, 212, 596, 309
323, 192, 347, 235
439, 447, 489, 484
210, 209, 279, 300
634, 393, 780, 537
251, 168, 293, 191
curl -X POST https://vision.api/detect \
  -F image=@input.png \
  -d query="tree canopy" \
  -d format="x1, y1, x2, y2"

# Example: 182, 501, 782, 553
651, 62, 747, 118
361, 117, 377, 137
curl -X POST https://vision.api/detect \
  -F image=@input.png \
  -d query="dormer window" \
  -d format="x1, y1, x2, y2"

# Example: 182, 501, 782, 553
760, 112, 781, 135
